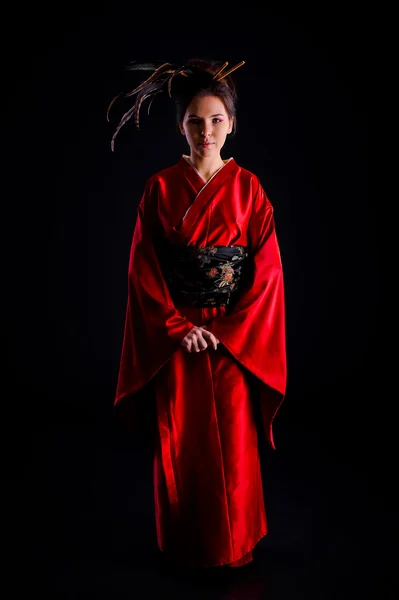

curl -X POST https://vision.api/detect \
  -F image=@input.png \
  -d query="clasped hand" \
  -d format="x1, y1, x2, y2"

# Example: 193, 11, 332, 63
180, 325, 220, 353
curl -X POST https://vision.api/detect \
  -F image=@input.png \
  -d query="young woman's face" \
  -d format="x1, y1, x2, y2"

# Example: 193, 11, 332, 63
179, 95, 233, 159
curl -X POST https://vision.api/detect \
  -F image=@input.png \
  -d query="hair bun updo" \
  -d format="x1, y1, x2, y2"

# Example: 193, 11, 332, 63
107, 58, 245, 151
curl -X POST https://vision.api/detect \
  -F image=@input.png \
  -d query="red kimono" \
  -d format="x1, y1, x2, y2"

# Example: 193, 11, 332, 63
114, 155, 286, 568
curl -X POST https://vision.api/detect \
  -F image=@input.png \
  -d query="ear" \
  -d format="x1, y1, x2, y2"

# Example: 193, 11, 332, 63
227, 117, 234, 134
179, 122, 185, 135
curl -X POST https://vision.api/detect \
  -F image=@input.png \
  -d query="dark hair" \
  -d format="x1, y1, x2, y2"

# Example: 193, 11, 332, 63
107, 58, 244, 151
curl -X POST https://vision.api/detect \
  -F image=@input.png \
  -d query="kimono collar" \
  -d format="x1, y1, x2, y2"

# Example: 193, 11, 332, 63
179, 155, 236, 184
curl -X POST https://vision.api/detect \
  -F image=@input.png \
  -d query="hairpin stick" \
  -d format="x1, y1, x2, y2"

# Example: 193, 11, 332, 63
213, 61, 229, 80
217, 60, 245, 81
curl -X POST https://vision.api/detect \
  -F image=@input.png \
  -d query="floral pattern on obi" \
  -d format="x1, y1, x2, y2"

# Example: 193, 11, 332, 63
157, 243, 250, 308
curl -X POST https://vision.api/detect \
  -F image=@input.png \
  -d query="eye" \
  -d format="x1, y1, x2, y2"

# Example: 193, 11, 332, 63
187, 118, 223, 125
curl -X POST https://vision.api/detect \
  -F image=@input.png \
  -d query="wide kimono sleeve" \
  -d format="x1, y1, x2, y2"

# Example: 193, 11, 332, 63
114, 177, 196, 407
208, 179, 287, 449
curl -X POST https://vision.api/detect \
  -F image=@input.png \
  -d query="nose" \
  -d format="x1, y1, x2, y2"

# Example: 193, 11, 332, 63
201, 123, 212, 138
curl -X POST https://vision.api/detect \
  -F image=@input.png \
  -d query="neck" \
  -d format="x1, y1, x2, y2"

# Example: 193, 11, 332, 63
187, 153, 226, 181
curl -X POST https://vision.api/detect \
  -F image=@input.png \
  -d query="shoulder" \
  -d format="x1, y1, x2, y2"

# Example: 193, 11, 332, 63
235, 163, 258, 182
138, 164, 179, 215
144, 163, 180, 190
235, 162, 273, 209
235, 162, 263, 191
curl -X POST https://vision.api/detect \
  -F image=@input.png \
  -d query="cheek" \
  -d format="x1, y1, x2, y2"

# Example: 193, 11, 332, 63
185, 127, 196, 139
217, 125, 230, 138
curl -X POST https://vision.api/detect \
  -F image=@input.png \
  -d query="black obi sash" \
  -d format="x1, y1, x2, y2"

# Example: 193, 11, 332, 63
156, 241, 250, 308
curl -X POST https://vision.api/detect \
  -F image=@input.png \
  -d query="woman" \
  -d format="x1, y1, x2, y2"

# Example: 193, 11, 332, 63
110, 58, 287, 569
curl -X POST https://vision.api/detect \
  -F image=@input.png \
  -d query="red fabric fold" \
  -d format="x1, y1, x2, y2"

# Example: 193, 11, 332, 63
114, 177, 196, 406
206, 181, 286, 449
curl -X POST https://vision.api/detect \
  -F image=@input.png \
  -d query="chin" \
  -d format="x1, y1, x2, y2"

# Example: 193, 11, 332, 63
199, 146, 216, 154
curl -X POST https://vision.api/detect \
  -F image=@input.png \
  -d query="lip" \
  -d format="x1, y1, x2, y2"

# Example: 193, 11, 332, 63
200, 142, 214, 147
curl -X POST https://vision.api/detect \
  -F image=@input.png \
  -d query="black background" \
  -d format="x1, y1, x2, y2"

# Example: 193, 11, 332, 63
2, 3, 391, 598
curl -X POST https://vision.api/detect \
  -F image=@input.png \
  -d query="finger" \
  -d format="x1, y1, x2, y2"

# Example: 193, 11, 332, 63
201, 327, 217, 343
196, 331, 208, 351
202, 329, 219, 350
181, 335, 190, 353
210, 334, 219, 350
191, 333, 200, 353
200, 329, 214, 348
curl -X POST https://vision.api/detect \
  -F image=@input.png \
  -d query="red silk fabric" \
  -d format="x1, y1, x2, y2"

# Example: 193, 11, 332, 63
114, 156, 286, 567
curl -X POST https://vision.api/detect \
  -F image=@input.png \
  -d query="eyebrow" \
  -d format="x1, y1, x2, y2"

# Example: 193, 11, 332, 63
187, 113, 225, 118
